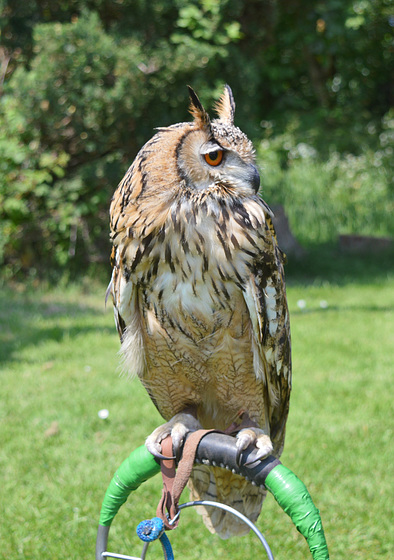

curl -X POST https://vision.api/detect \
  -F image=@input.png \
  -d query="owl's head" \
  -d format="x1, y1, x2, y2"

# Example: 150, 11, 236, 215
111, 86, 262, 238
172, 85, 260, 195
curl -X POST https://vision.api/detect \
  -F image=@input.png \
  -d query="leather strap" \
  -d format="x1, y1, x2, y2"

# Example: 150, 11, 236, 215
156, 436, 178, 529
156, 429, 218, 529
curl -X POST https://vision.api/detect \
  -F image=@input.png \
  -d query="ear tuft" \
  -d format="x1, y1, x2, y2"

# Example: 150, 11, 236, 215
187, 86, 211, 128
214, 84, 235, 124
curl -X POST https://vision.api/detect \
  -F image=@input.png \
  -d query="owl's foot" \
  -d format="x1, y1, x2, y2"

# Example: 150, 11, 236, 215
146, 410, 202, 461
235, 428, 273, 466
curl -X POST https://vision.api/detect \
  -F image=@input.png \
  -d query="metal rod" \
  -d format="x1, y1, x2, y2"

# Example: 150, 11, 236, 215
178, 500, 275, 560
102, 552, 143, 560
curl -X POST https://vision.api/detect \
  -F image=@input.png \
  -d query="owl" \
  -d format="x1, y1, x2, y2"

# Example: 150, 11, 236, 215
108, 85, 291, 539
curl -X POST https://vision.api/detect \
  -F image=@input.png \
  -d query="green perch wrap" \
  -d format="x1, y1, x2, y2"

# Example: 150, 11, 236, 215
265, 464, 329, 560
99, 445, 160, 526
98, 444, 329, 559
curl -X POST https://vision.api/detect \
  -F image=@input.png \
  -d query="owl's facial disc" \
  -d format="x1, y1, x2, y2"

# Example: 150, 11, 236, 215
177, 129, 260, 194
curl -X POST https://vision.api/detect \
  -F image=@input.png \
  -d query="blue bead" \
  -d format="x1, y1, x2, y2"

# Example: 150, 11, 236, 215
136, 517, 165, 542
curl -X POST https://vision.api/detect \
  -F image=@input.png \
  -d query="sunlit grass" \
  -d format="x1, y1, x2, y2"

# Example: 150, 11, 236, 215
1, 256, 393, 559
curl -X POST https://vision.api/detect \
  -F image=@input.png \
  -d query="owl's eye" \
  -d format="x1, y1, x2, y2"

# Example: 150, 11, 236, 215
204, 150, 223, 167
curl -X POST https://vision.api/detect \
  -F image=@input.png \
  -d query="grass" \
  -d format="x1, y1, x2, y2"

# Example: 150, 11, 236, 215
0, 249, 393, 559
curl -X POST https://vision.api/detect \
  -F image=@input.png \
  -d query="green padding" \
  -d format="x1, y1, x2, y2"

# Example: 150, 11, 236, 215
99, 445, 160, 526
265, 464, 330, 560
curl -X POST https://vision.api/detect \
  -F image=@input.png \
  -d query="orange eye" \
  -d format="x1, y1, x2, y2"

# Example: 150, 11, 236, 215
204, 150, 223, 167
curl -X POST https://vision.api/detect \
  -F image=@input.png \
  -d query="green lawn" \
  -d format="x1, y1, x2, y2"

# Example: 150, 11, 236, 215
0, 250, 393, 559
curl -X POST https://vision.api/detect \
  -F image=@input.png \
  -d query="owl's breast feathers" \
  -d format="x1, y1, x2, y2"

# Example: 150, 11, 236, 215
110, 174, 291, 455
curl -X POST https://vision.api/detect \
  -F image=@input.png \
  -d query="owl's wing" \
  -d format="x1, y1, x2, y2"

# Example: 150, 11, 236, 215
107, 247, 128, 340
107, 165, 136, 341
243, 222, 292, 456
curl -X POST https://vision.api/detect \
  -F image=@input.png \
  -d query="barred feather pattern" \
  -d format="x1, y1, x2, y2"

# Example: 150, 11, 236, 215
109, 86, 291, 538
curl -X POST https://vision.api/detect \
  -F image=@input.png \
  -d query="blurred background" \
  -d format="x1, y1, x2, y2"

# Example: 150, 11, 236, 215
0, 0, 392, 280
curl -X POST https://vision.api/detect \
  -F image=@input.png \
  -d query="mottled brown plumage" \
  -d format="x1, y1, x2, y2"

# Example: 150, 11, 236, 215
108, 85, 291, 538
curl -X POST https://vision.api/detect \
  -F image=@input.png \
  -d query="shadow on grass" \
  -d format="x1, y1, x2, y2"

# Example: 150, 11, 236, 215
285, 243, 394, 286
0, 289, 110, 366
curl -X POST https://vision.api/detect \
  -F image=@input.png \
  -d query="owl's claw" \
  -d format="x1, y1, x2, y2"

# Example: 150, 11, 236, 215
235, 445, 243, 466
171, 430, 186, 463
235, 428, 273, 467
145, 411, 201, 462
145, 440, 176, 461
244, 446, 272, 466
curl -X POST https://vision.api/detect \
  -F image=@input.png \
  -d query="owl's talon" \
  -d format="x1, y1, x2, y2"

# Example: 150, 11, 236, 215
171, 431, 185, 463
244, 447, 271, 466
175, 443, 183, 463
235, 427, 273, 465
152, 450, 177, 461
254, 434, 273, 460
145, 411, 202, 463
235, 445, 244, 466
145, 441, 176, 461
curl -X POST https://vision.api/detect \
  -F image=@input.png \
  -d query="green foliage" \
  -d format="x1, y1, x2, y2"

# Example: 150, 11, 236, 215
0, 1, 392, 276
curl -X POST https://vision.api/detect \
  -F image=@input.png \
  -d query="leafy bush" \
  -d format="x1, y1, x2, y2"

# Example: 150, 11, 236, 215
0, 10, 229, 276
0, 1, 392, 276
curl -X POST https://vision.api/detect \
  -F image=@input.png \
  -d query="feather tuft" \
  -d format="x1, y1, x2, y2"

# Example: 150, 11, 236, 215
187, 85, 212, 130
214, 84, 236, 124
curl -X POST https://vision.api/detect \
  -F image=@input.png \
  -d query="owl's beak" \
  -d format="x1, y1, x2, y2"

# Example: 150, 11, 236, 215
249, 164, 261, 193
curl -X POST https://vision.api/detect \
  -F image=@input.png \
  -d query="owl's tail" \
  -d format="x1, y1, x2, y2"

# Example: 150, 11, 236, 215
187, 464, 266, 539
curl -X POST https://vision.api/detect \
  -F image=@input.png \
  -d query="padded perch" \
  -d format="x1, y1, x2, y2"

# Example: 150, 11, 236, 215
96, 433, 329, 560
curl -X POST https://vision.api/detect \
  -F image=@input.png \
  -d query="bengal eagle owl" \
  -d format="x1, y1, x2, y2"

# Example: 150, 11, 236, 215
108, 85, 291, 539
